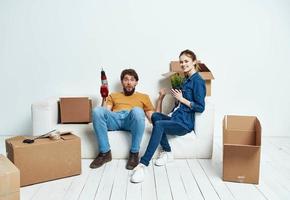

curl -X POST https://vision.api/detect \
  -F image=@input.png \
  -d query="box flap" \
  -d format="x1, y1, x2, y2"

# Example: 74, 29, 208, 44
6, 134, 79, 147
199, 72, 215, 80
223, 115, 261, 146
6, 136, 60, 149
224, 130, 256, 145
61, 133, 80, 141
170, 61, 183, 73
161, 71, 178, 78
224, 115, 257, 131
255, 118, 262, 146
169, 61, 214, 80
223, 144, 261, 149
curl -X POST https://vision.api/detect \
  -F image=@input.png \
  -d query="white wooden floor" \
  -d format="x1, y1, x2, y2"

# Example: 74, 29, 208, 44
1, 136, 290, 200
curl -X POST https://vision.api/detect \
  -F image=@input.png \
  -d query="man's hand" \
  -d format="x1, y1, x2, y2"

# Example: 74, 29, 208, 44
145, 110, 154, 123
100, 85, 109, 98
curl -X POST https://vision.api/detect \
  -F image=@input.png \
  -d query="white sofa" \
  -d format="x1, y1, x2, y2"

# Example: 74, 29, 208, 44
31, 97, 214, 159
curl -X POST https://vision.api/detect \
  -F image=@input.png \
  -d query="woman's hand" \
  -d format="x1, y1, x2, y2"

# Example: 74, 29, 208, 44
156, 88, 167, 113
171, 89, 184, 102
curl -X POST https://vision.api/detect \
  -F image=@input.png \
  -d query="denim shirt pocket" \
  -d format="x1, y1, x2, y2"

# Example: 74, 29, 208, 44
182, 87, 193, 101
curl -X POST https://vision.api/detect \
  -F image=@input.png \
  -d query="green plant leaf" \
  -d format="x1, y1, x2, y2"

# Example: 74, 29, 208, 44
170, 74, 184, 89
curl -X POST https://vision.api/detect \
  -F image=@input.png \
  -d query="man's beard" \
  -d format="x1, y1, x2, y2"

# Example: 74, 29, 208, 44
123, 87, 135, 96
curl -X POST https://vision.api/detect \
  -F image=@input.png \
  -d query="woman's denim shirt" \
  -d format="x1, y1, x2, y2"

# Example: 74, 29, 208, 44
171, 72, 206, 131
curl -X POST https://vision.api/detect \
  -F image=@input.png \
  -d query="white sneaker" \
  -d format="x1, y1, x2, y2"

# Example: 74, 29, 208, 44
155, 151, 174, 166
130, 163, 146, 183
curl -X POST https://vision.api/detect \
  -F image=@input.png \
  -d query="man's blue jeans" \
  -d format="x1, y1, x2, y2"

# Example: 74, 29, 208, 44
140, 112, 191, 166
92, 107, 145, 154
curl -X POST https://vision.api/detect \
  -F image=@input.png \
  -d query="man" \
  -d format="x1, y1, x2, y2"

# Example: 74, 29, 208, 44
90, 69, 154, 170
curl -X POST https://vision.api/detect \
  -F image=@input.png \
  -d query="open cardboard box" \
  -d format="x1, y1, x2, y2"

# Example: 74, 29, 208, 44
0, 154, 20, 200
223, 115, 261, 184
162, 61, 214, 96
5, 133, 81, 186
59, 97, 92, 124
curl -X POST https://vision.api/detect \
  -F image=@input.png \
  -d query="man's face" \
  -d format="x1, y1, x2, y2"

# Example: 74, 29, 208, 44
121, 74, 138, 96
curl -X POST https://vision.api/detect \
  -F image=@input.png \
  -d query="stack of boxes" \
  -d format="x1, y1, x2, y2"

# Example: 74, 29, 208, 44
5, 133, 81, 186
0, 154, 20, 200
2, 97, 91, 188
1, 97, 93, 198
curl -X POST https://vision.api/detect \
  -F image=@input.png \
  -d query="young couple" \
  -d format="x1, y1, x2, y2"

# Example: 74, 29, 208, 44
90, 49, 206, 183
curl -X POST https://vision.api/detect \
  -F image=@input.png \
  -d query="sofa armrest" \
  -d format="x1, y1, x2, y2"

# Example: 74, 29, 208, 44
31, 97, 59, 136
194, 97, 215, 137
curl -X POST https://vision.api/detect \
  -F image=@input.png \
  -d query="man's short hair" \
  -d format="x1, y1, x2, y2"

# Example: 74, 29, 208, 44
120, 69, 139, 81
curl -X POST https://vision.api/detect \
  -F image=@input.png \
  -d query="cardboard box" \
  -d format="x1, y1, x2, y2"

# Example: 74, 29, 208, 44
223, 115, 261, 184
162, 61, 214, 96
0, 154, 20, 200
5, 133, 81, 186
59, 97, 92, 123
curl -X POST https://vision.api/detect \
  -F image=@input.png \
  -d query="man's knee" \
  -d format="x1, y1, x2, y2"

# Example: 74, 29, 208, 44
129, 107, 145, 120
92, 107, 107, 120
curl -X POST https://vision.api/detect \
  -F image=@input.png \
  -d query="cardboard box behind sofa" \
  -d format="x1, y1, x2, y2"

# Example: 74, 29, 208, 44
5, 133, 81, 186
59, 97, 92, 124
0, 154, 20, 200
223, 115, 261, 184
169, 61, 214, 96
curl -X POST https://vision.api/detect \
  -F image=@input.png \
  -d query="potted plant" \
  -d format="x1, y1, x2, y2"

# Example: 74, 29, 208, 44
170, 73, 184, 90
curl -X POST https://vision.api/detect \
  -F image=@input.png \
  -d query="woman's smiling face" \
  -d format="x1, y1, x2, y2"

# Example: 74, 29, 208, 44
179, 54, 195, 73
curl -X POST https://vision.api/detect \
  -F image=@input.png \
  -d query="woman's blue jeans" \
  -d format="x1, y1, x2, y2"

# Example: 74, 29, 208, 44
140, 112, 190, 166
92, 107, 145, 153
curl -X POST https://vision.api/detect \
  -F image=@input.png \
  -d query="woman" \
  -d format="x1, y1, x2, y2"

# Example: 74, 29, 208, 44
131, 49, 206, 183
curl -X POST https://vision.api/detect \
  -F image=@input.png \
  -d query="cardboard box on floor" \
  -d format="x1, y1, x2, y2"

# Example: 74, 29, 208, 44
59, 97, 92, 124
0, 154, 20, 200
162, 61, 214, 96
5, 133, 81, 186
223, 115, 261, 184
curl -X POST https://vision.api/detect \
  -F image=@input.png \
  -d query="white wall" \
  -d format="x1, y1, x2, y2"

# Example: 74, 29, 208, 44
1, 0, 290, 136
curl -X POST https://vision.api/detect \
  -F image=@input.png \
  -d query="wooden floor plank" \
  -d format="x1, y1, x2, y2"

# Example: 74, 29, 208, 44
187, 159, 220, 200
78, 162, 105, 200
175, 160, 204, 200
110, 160, 129, 200
94, 160, 119, 200
20, 182, 44, 200
62, 159, 92, 200
257, 162, 290, 200
126, 171, 142, 200
225, 182, 267, 200
141, 162, 157, 200
154, 165, 173, 200
166, 161, 189, 200
30, 176, 74, 200
198, 159, 235, 200
262, 139, 290, 180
